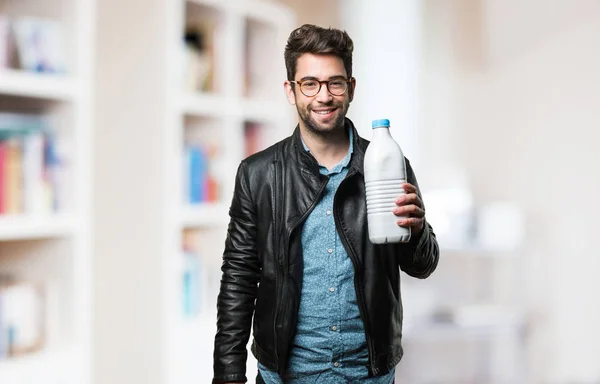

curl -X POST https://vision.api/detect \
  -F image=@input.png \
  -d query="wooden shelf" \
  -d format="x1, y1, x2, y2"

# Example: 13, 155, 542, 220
0, 69, 78, 101
0, 214, 78, 241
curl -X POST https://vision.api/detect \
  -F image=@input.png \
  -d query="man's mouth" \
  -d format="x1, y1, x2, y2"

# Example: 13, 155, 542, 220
312, 108, 337, 117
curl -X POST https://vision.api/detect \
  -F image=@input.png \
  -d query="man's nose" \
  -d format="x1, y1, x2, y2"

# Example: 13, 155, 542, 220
315, 83, 333, 103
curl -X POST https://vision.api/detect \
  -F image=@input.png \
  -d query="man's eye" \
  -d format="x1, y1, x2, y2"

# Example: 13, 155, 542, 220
329, 81, 344, 87
303, 81, 318, 88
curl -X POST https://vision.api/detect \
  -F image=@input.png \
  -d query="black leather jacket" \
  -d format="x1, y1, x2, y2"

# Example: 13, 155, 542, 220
213, 119, 439, 383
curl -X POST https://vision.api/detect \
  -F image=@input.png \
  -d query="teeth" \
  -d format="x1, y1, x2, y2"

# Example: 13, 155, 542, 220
315, 110, 333, 114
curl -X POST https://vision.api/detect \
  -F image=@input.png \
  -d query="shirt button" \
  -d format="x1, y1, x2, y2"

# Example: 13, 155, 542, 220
329, 287, 335, 292
328, 248, 333, 254
331, 326, 337, 331
333, 361, 339, 367
326, 209, 332, 215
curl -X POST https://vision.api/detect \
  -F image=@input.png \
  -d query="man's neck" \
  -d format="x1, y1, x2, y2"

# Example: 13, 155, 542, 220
300, 125, 350, 170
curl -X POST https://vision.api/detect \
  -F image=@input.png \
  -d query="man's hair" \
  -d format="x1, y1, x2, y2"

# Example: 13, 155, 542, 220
284, 24, 354, 81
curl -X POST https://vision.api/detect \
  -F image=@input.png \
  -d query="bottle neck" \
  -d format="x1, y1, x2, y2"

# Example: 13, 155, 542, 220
372, 127, 392, 139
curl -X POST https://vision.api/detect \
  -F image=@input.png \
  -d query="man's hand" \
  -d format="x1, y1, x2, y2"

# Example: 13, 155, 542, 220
393, 183, 425, 236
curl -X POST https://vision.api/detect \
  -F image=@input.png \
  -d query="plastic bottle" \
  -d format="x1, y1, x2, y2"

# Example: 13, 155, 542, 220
363, 118, 411, 244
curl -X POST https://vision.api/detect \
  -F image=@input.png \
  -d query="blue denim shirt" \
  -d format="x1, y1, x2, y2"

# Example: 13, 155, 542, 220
258, 129, 394, 383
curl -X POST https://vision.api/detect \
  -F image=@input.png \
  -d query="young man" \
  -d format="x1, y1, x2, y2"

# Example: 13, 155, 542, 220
213, 24, 439, 384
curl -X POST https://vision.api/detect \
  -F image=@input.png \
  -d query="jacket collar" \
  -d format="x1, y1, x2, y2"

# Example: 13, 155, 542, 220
291, 118, 366, 175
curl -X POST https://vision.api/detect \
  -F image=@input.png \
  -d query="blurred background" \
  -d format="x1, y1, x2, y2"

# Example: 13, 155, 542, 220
0, 0, 598, 383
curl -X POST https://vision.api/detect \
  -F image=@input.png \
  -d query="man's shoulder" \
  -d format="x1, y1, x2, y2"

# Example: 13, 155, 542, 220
242, 134, 292, 169
236, 135, 292, 192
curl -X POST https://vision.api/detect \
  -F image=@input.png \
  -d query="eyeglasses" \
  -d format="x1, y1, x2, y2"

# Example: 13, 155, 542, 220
289, 78, 353, 97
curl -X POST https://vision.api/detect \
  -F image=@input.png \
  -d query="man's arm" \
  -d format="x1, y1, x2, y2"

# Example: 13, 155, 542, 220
213, 161, 261, 384
395, 159, 439, 278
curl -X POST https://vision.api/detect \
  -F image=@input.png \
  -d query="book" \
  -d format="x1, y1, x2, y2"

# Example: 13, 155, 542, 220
0, 280, 45, 359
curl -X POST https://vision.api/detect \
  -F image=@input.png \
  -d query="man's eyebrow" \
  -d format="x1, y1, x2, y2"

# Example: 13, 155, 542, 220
298, 75, 347, 81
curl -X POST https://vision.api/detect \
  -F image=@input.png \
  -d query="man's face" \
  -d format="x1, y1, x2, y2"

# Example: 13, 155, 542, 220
284, 53, 356, 136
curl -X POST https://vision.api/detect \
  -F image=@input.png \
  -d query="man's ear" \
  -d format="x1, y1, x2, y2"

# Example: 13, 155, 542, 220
348, 77, 356, 102
284, 81, 296, 106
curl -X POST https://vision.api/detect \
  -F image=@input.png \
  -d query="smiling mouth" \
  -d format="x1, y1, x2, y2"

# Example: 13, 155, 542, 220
312, 108, 337, 116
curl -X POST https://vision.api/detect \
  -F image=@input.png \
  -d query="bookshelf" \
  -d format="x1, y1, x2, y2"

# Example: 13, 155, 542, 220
164, 1, 295, 382
0, 69, 78, 101
0, 214, 77, 240
0, 0, 93, 383
94, 1, 293, 381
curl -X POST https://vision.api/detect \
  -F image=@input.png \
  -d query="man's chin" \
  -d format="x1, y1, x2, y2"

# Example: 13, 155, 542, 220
307, 122, 337, 134
307, 117, 344, 132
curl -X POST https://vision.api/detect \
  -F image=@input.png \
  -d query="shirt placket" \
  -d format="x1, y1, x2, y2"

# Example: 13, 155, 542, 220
327, 173, 343, 370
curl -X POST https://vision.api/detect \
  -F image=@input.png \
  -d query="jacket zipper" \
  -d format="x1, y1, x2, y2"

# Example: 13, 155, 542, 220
273, 168, 328, 372
334, 168, 377, 376
272, 160, 282, 369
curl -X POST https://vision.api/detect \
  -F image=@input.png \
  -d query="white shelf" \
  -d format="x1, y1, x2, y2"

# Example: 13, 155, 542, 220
186, 0, 223, 10
0, 69, 78, 101
181, 203, 229, 228
180, 93, 229, 117
240, 0, 295, 25
180, 93, 288, 124
0, 214, 78, 241
241, 98, 290, 123
186, 0, 293, 22
0, 348, 79, 384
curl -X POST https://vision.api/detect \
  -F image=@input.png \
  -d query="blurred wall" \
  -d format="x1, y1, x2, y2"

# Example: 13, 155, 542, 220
93, 0, 168, 383
341, 0, 422, 167
420, 0, 600, 382
275, 0, 341, 28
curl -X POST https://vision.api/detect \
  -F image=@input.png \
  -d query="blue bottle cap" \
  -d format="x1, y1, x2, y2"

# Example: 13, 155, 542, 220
372, 119, 390, 128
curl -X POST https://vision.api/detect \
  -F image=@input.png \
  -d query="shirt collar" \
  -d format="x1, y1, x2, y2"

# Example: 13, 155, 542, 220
301, 127, 354, 173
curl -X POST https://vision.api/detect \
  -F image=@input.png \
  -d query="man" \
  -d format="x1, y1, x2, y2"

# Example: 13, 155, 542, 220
213, 24, 439, 384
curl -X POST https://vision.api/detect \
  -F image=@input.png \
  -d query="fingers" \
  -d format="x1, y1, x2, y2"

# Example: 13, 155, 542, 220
402, 183, 417, 194
398, 183, 422, 207
394, 195, 425, 231
396, 183, 425, 233
395, 193, 423, 210
393, 204, 425, 218
397, 216, 425, 229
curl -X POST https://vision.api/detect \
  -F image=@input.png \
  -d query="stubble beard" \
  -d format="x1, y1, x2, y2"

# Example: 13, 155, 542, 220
297, 99, 350, 139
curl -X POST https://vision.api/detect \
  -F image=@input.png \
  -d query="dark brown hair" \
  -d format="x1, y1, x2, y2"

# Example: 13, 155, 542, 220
284, 24, 354, 81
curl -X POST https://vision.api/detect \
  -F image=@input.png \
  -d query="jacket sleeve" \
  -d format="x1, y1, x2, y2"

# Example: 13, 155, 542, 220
397, 158, 439, 279
213, 161, 261, 384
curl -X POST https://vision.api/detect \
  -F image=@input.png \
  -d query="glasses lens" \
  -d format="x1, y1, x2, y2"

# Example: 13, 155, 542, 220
327, 80, 347, 95
300, 80, 319, 96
